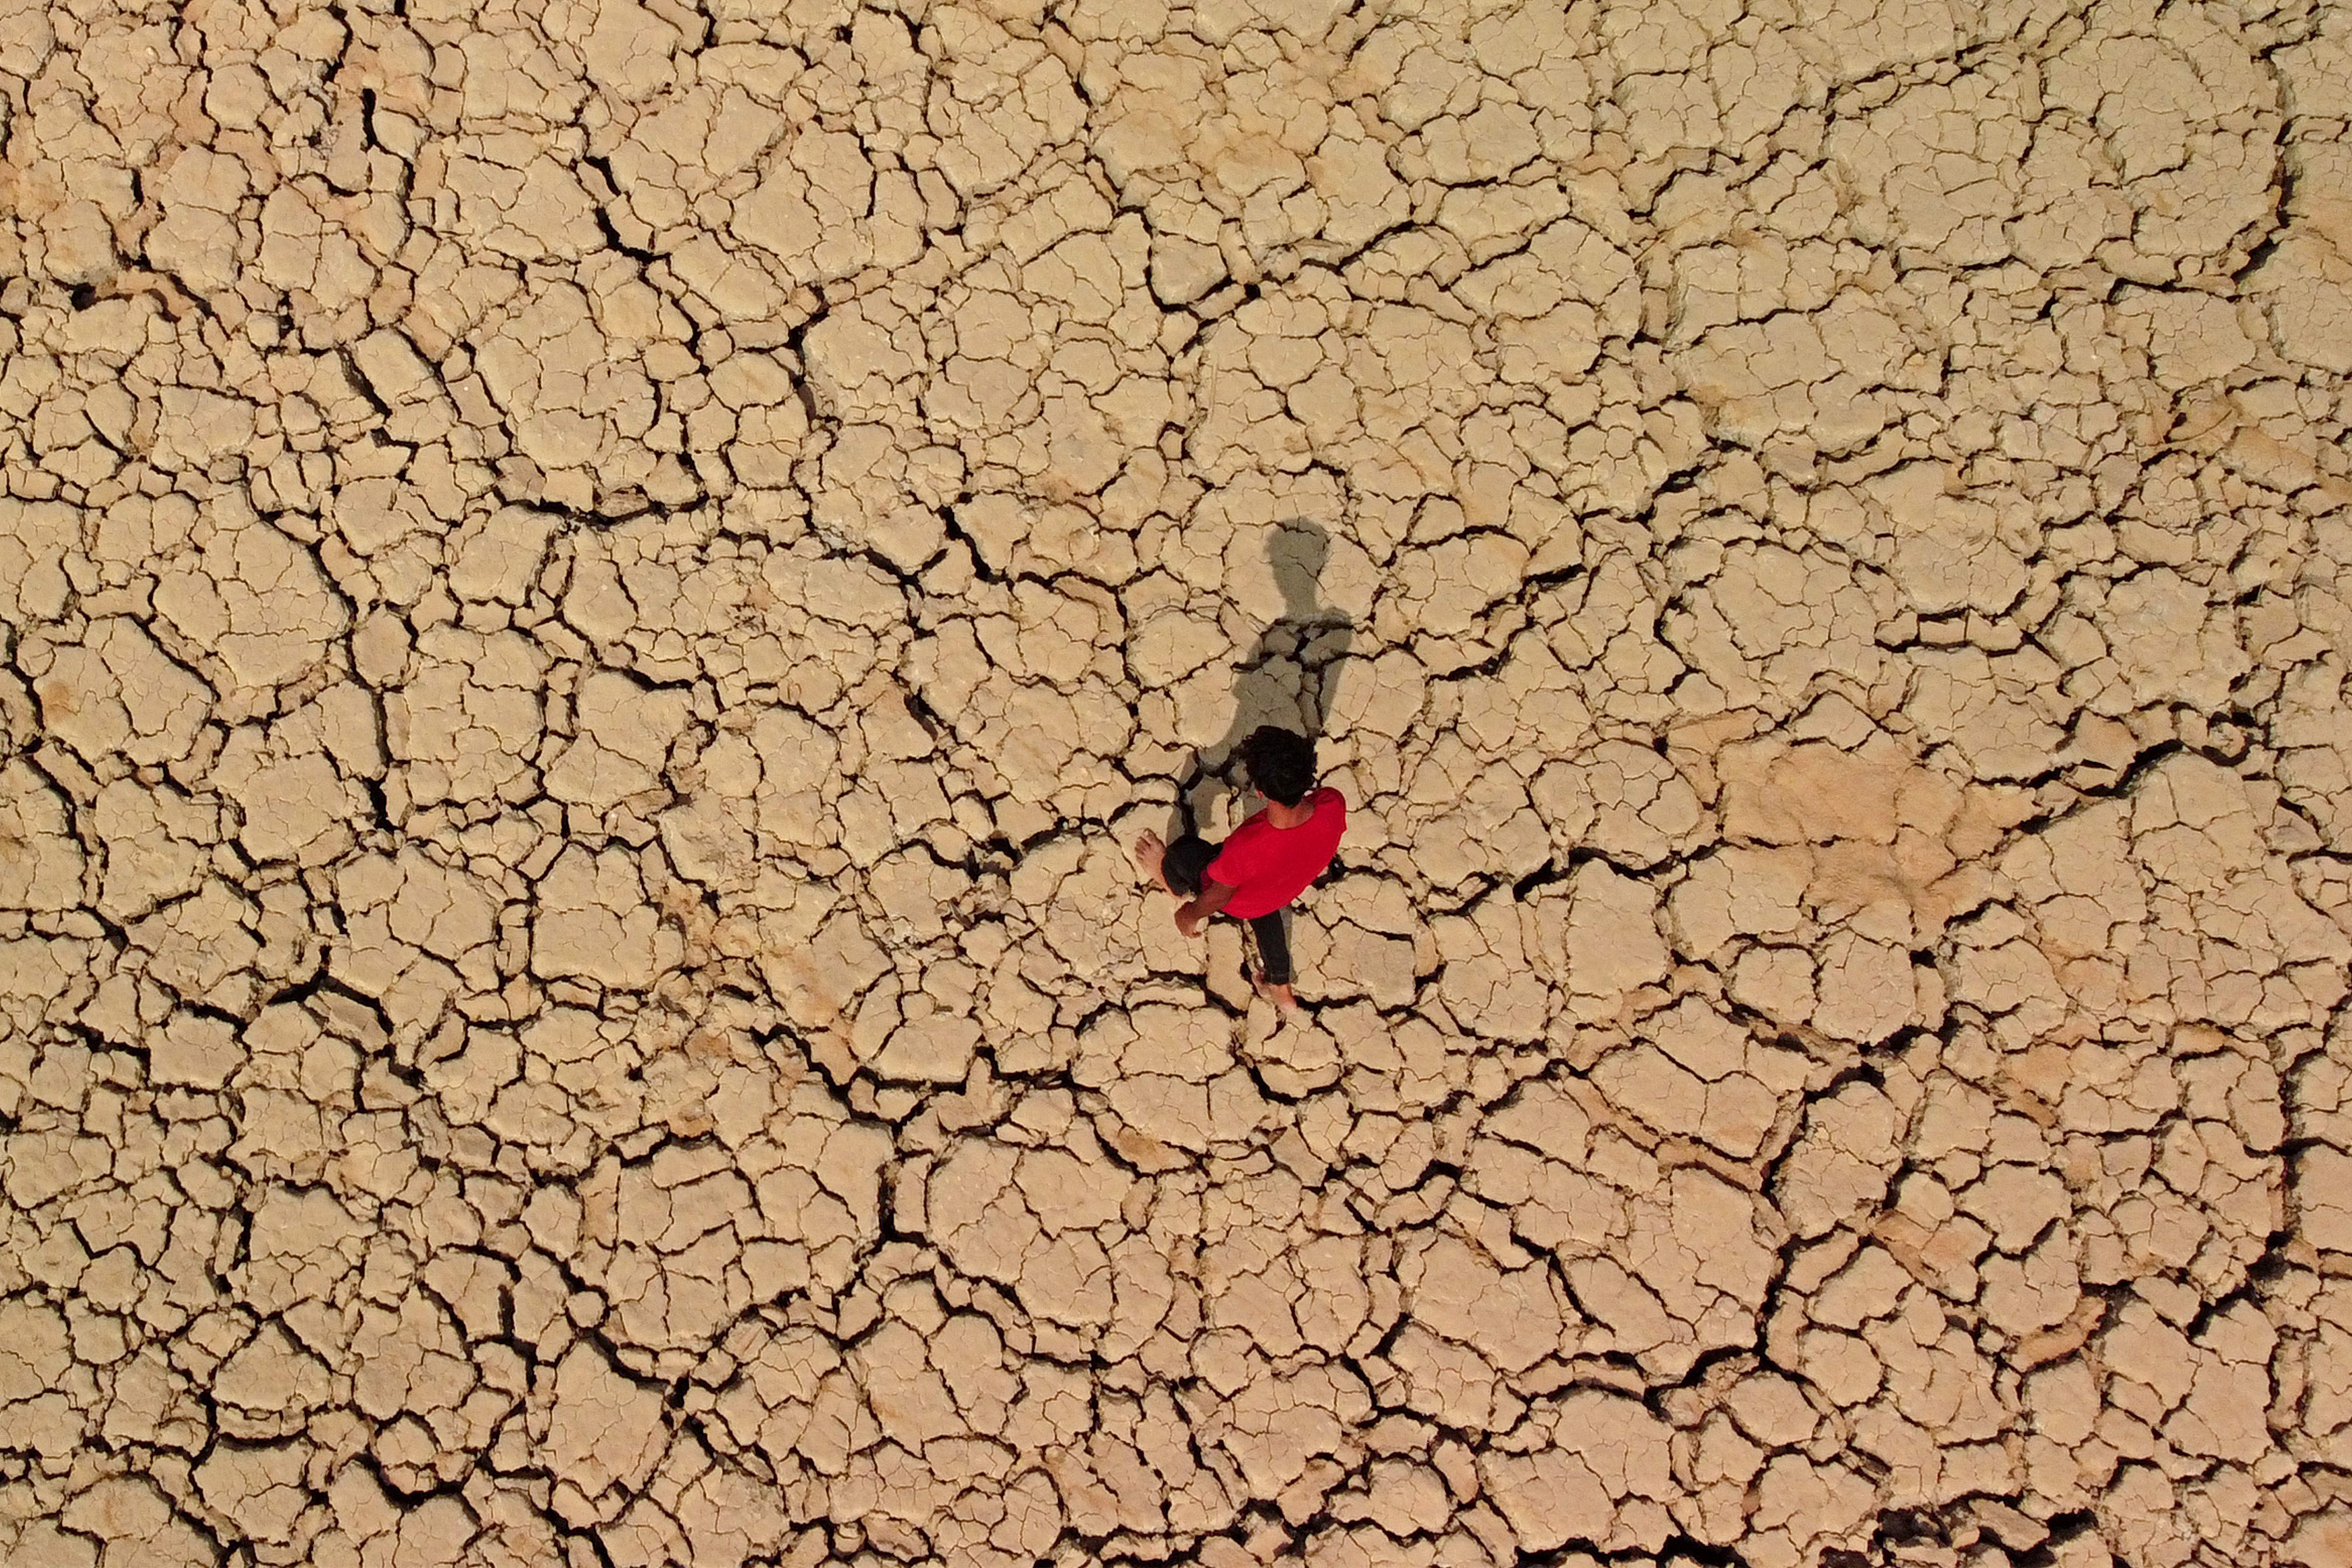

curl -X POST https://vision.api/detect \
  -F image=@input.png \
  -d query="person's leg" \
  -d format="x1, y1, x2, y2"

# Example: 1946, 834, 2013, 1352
1161, 834, 1217, 899
1137, 826, 1220, 897
1248, 909, 1299, 1013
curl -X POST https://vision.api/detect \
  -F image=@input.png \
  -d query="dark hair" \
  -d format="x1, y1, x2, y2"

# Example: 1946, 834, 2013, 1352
1239, 726, 1316, 806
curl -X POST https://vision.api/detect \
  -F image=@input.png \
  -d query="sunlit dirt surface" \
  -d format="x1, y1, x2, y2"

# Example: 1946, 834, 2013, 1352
4, 0, 2352, 1563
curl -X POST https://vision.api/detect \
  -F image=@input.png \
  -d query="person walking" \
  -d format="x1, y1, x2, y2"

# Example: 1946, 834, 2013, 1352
1133, 725, 1345, 1014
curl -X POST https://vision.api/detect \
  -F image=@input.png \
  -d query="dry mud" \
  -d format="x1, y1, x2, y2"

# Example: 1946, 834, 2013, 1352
3, 0, 2352, 1563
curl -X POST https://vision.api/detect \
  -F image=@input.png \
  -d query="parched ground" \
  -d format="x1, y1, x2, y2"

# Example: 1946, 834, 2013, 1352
3, 0, 2352, 1563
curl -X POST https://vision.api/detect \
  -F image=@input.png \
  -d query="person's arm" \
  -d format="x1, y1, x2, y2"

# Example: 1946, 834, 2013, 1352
1175, 875, 1236, 937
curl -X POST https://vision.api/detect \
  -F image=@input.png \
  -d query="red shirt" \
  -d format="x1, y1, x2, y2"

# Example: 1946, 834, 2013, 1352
1207, 788, 1346, 918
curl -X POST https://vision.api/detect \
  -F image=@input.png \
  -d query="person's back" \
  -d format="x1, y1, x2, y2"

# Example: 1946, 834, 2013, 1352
1204, 784, 1346, 919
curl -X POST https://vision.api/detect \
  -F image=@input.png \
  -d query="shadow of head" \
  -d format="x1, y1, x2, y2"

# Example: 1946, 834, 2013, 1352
1268, 519, 1334, 622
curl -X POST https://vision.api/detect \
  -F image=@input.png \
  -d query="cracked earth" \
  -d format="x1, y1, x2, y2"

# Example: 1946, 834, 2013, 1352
2, 0, 2352, 1563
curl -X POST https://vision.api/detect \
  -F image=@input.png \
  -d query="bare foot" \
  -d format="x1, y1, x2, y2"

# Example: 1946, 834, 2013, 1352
1131, 830, 1169, 893
1253, 975, 1301, 1017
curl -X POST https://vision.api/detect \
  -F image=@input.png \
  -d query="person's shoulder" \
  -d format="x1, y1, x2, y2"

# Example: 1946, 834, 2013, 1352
1222, 810, 1273, 849
1315, 786, 1347, 813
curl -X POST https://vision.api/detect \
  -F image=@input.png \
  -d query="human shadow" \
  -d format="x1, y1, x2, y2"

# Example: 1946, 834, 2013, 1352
1177, 518, 1355, 836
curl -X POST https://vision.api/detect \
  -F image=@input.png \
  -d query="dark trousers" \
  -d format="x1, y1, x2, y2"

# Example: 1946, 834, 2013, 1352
1163, 834, 1293, 985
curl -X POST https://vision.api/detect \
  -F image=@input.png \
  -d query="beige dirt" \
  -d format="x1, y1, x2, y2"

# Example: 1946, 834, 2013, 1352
2, 0, 2351, 1563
